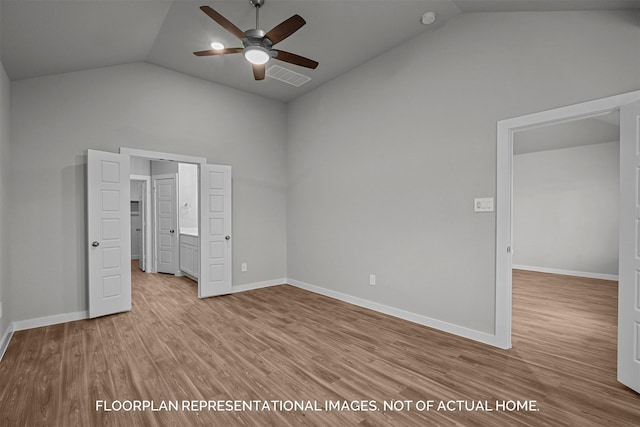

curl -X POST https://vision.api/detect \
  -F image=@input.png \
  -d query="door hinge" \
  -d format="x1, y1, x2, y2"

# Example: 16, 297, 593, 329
507, 246, 511, 253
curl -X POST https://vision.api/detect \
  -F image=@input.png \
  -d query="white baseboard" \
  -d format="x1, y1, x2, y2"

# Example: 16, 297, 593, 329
2, 276, 508, 359
512, 264, 618, 281
287, 278, 500, 348
232, 278, 285, 294
12, 310, 88, 332
3, 277, 284, 340
0, 323, 13, 362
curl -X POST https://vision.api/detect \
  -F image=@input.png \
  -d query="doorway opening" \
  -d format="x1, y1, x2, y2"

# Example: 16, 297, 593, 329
130, 178, 149, 272
119, 147, 233, 301
89, 147, 232, 318
495, 90, 640, 393
509, 112, 620, 380
130, 158, 200, 281
126, 151, 204, 289
512, 112, 620, 280
495, 92, 639, 347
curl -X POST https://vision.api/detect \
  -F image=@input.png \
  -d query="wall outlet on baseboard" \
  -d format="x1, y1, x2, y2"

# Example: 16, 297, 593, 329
241, 263, 247, 272
369, 274, 376, 286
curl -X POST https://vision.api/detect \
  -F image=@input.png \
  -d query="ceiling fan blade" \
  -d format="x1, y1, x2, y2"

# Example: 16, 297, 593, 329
253, 63, 266, 80
273, 50, 318, 69
200, 6, 245, 40
264, 15, 306, 45
193, 47, 243, 57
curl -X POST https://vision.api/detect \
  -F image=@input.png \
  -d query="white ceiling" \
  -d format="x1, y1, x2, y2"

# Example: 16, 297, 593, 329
1, 0, 638, 103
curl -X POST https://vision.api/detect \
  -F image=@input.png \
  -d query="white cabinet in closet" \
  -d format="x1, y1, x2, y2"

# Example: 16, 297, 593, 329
179, 234, 199, 280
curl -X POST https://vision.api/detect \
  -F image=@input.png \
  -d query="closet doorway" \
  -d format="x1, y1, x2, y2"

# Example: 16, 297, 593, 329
88, 147, 232, 319
130, 177, 149, 272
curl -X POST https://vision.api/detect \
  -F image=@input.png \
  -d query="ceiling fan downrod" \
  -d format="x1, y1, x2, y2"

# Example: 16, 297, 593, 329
250, 0, 265, 29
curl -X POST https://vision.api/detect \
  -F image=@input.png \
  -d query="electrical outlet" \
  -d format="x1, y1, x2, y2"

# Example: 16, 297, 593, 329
241, 263, 247, 272
369, 274, 376, 286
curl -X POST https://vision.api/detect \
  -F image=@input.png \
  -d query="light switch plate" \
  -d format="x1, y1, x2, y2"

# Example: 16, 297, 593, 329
474, 197, 494, 212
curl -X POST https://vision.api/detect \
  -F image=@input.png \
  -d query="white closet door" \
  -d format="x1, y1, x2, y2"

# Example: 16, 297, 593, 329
87, 150, 131, 318
199, 164, 232, 298
155, 175, 177, 274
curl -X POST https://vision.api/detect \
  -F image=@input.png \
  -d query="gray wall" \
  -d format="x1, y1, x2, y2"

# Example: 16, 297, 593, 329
178, 163, 198, 230
0, 0, 12, 346
9, 62, 288, 321
513, 142, 619, 276
4, 10, 639, 340
0, 59, 11, 342
151, 159, 178, 175
131, 157, 150, 176
286, 11, 639, 334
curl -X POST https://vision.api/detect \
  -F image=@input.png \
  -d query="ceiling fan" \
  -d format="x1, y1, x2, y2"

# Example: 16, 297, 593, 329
194, 0, 319, 81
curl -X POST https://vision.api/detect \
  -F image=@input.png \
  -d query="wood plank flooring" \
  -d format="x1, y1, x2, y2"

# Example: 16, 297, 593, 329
0, 266, 638, 426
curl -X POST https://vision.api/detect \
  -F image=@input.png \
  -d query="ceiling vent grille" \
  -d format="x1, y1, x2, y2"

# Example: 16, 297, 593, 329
266, 65, 311, 87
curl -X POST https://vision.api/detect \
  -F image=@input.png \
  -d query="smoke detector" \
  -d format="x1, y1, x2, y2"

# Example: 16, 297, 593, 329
421, 12, 436, 25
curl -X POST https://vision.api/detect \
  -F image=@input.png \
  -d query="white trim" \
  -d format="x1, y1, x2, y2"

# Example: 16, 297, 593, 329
0, 324, 14, 362
12, 311, 88, 332
0, 277, 285, 360
496, 90, 640, 350
232, 278, 285, 294
288, 278, 500, 348
512, 265, 618, 281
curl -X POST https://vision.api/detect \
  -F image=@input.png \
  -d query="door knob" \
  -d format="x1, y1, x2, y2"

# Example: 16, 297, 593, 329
169, 229, 175, 234
91, 241, 100, 247
225, 235, 231, 240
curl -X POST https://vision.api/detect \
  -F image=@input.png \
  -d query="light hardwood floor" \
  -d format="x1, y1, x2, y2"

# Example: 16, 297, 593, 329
0, 265, 638, 426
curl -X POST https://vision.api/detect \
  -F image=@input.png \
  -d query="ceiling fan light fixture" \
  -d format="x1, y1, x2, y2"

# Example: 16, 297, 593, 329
244, 45, 271, 65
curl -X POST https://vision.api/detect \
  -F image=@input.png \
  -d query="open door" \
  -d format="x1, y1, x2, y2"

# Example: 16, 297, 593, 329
88, 150, 131, 318
199, 164, 232, 298
154, 175, 178, 274
618, 100, 640, 393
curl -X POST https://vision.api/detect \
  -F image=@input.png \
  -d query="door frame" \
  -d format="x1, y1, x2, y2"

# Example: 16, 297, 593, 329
121, 148, 206, 286
495, 90, 640, 349
131, 175, 151, 272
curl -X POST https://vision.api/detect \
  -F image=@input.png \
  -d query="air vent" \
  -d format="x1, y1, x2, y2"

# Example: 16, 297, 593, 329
266, 65, 311, 87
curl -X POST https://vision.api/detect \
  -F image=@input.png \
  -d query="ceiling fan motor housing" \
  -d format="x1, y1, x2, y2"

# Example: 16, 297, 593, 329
243, 29, 270, 46
242, 28, 274, 58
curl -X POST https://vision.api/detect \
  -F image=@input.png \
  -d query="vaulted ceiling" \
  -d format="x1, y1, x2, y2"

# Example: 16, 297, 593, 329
1, 0, 638, 102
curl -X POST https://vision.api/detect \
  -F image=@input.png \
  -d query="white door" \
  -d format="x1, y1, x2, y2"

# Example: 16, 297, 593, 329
199, 164, 232, 297
618, 100, 640, 393
88, 150, 131, 318
155, 176, 177, 274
